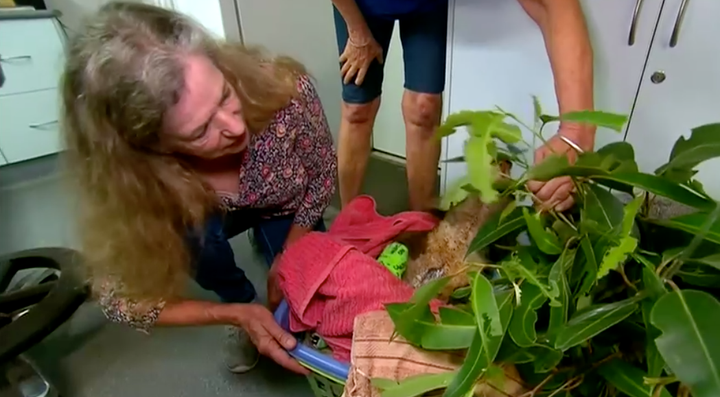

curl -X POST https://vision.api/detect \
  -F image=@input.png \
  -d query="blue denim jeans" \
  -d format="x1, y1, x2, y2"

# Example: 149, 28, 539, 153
190, 210, 325, 304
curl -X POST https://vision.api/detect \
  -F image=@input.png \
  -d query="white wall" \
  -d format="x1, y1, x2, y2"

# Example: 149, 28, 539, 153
172, 0, 226, 38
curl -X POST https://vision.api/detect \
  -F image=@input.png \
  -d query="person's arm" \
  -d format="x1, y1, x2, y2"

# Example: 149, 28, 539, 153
518, 0, 595, 147
97, 281, 239, 330
331, 0, 371, 37
97, 282, 307, 373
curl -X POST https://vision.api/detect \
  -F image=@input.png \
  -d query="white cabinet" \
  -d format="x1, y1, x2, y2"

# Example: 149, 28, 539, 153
442, 0, 720, 198
0, 13, 65, 167
0, 89, 61, 163
625, 0, 720, 198
0, 18, 66, 96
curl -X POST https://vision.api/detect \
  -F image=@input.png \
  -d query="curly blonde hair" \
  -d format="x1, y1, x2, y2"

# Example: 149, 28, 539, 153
61, 1, 305, 301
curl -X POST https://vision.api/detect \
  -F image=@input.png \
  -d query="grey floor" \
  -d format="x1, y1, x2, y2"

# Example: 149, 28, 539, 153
1, 152, 416, 397
25, 233, 317, 397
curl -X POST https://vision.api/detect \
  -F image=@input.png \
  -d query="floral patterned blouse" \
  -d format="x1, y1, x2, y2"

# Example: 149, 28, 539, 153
98, 75, 337, 331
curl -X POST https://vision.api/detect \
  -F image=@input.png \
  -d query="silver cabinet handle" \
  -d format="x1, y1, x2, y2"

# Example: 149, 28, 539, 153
29, 120, 59, 129
628, 0, 645, 45
669, 0, 690, 47
0, 55, 32, 62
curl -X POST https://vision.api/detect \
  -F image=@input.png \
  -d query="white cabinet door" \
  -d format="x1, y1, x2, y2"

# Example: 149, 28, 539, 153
0, 18, 65, 97
441, 0, 663, 193
0, 89, 62, 164
625, 0, 720, 198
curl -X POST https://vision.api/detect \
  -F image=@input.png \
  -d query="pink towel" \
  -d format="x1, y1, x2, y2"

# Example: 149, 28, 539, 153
276, 196, 440, 361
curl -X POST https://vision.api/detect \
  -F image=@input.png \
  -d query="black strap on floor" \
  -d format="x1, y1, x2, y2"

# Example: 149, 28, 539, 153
0, 248, 88, 363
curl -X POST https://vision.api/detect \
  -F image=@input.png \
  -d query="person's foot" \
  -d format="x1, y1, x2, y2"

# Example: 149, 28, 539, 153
224, 325, 259, 373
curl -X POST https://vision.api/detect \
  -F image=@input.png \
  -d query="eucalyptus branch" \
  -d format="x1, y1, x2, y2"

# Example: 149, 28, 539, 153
518, 374, 554, 397
644, 375, 678, 387
618, 265, 639, 292
556, 211, 578, 232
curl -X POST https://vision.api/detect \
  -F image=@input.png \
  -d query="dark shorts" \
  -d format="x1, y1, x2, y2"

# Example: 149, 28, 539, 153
188, 210, 325, 304
333, 3, 449, 104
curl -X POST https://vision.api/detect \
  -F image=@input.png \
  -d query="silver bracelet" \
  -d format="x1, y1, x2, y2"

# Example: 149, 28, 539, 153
558, 135, 585, 154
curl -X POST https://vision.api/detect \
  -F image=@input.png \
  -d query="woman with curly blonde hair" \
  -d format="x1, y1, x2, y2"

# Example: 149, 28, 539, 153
61, 1, 336, 375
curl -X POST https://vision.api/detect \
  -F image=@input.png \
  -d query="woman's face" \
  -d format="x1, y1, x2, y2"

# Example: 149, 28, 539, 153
162, 54, 249, 160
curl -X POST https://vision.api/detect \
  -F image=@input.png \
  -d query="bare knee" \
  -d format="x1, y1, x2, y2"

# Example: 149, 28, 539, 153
341, 99, 379, 125
402, 92, 442, 131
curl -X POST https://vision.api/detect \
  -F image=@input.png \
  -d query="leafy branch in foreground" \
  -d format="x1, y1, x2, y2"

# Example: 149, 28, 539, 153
379, 99, 720, 397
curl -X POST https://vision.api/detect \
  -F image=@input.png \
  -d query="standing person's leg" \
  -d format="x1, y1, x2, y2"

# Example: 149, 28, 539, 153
333, 7, 395, 207
398, 4, 449, 211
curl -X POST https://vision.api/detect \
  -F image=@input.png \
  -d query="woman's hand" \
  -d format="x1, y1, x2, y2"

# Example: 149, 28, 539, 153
527, 126, 594, 212
236, 303, 309, 375
339, 29, 383, 86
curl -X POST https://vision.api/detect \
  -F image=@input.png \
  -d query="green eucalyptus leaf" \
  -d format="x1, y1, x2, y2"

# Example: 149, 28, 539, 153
381, 372, 457, 397
372, 378, 399, 390
388, 277, 451, 343
436, 110, 483, 138
582, 184, 625, 234
490, 121, 523, 144
496, 339, 535, 364
465, 135, 498, 203
523, 208, 563, 255
443, 290, 514, 397
508, 284, 547, 347
499, 201, 518, 223
471, 274, 503, 337
466, 206, 527, 255
597, 141, 636, 163
420, 322, 476, 350
440, 307, 476, 326
559, 110, 629, 132
642, 268, 667, 378
655, 123, 720, 179
484, 365, 507, 392
652, 212, 720, 245
386, 302, 434, 345
532, 96, 543, 130
552, 219, 577, 244
506, 252, 560, 306
440, 177, 472, 211
596, 235, 638, 279
651, 290, 720, 397
597, 359, 671, 397
526, 154, 570, 181
688, 254, 720, 271
595, 173, 716, 211
621, 195, 644, 236
528, 166, 716, 211
451, 286, 472, 300
530, 345, 564, 373
576, 236, 599, 296
548, 250, 573, 339
411, 276, 450, 305
554, 296, 641, 351
677, 265, 720, 287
